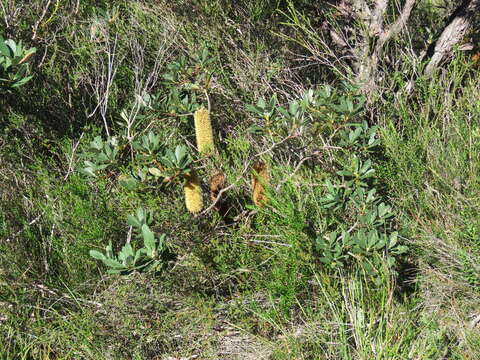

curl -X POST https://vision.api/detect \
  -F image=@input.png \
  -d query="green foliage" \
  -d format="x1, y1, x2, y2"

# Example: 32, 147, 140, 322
127, 207, 153, 230
80, 129, 193, 188
316, 121, 408, 276
338, 121, 381, 153
77, 46, 214, 188
90, 208, 168, 274
132, 131, 163, 156
0, 35, 36, 90
133, 131, 193, 182
155, 144, 193, 180
246, 83, 366, 138
1, 1, 479, 358
81, 136, 120, 177
156, 46, 215, 115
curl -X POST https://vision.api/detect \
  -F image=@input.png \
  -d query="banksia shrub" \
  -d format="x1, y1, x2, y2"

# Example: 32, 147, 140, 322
184, 171, 203, 214
252, 160, 269, 207
194, 107, 215, 154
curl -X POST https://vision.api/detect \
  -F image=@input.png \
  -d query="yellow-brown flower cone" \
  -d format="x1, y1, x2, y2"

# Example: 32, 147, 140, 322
252, 160, 269, 207
194, 107, 215, 154
184, 171, 203, 213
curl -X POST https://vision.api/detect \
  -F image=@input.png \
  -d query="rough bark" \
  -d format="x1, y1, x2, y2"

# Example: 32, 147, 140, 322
354, 0, 417, 92
424, 0, 480, 76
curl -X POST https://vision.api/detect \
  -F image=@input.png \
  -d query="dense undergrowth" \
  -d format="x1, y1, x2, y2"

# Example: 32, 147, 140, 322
1, 1, 479, 359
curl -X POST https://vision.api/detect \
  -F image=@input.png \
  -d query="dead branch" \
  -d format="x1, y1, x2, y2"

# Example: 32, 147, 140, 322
87, 31, 122, 137
424, 0, 480, 76
376, 0, 417, 51
200, 131, 301, 215
31, 0, 52, 40
371, 0, 388, 36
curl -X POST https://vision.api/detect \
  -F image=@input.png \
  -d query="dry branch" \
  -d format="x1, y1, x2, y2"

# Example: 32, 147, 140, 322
424, 0, 480, 76
376, 0, 417, 51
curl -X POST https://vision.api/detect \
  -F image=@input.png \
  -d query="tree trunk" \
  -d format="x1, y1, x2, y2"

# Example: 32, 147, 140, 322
424, 0, 480, 76
347, 0, 417, 92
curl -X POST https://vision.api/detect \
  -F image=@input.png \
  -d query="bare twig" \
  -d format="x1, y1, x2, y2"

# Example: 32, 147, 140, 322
275, 154, 313, 191
88, 32, 122, 137
32, 283, 103, 308
63, 132, 84, 180
0, 0, 24, 29
31, 0, 52, 40
248, 239, 291, 247
122, 36, 176, 152
6, 212, 44, 242
200, 132, 300, 215
0, 1, 9, 28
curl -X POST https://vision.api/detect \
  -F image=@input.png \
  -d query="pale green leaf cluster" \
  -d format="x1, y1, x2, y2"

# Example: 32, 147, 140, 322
0, 35, 36, 90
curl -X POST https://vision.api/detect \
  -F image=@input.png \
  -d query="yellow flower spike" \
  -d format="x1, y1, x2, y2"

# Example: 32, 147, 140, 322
184, 171, 203, 214
194, 107, 215, 154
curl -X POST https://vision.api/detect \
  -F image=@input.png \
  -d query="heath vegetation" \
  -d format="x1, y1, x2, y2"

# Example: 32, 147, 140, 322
1, 0, 479, 359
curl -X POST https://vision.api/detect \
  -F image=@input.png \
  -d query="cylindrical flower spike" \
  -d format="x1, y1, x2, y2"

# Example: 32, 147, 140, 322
194, 107, 215, 154
184, 171, 203, 214
252, 160, 269, 207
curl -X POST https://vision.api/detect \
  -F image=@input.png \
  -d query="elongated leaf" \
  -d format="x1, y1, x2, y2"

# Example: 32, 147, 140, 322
103, 258, 124, 269
175, 145, 186, 162
147, 167, 162, 177
388, 232, 398, 248
4, 39, 16, 56
89, 250, 106, 260
81, 167, 97, 177
11, 75, 32, 88
142, 224, 155, 249
0, 40, 11, 57
127, 215, 141, 228
118, 243, 134, 264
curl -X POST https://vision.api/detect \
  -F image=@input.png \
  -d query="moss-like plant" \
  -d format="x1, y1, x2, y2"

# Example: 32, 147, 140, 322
184, 171, 203, 213
194, 107, 215, 154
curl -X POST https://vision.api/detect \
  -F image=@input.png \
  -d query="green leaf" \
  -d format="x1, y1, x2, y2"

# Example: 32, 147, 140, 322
157, 234, 166, 252
107, 266, 124, 274
119, 243, 134, 258
142, 224, 155, 248
106, 243, 114, 259
5, 39, 17, 56
89, 250, 106, 260
175, 145, 186, 162
119, 176, 139, 190
127, 215, 141, 228
103, 258, 124, 269
289, 101, 299, 115
81, 167, 97, 177
337, 170, 353, 177
148, 167, 163, 177
11, 75, 32, 87
394, 245, 408, 254
245, 104, 262, 114
0, 36, 9, 56
278, 106, 289, 118
388, 232, 398, 247
0, 39, 11, 57
134, 249, 144, 264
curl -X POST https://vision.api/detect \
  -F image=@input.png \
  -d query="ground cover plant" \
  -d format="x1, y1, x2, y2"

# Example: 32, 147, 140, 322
1, 0, 479, 359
